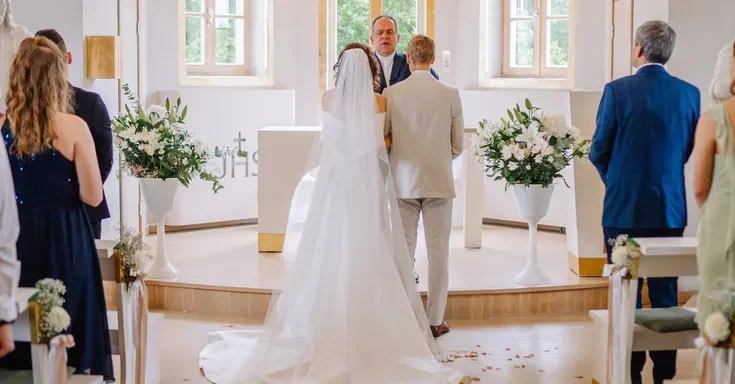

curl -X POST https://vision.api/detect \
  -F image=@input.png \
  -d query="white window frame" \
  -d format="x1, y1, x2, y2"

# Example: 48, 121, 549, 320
502, 0, 571, 78
320, 0, 434, 93
183, 0, 252, 77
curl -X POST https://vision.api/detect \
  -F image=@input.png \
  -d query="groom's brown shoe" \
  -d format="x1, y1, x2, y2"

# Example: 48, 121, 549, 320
430, 321, 450, 338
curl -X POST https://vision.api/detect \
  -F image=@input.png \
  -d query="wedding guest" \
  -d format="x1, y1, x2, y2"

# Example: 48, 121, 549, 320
590, 20, 700, 384
35, 29, 113, 240
0, 139, 19, 358
0, 36, 113, 381
370, 15, 438, 94
692, 41, 735, 338
709, 36, 734, 105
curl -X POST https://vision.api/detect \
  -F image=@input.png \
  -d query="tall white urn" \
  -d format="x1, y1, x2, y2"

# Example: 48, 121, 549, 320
513, 184, 554, 286
139, 178, 181, 278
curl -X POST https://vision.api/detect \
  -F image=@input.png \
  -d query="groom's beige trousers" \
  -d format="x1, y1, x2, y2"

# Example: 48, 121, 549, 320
397, 198, 452, 326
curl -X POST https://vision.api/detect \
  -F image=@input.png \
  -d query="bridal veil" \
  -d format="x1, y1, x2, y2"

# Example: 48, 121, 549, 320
199, 48, 469, 384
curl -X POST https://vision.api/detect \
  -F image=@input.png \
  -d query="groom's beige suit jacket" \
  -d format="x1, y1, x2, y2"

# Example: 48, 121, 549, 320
383, 71, 464, 199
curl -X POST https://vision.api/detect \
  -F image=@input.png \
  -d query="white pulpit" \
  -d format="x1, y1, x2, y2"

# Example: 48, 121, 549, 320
258, 126, 321, 252
566, 91, 607, 276
258, 126, 486, 252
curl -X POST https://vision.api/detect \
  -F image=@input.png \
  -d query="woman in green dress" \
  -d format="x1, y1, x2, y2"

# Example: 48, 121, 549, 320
693, 41, 735, 331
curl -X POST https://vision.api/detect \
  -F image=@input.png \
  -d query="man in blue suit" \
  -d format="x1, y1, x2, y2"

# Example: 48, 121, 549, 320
370, 15, 439, 94
590, 20, 700, 384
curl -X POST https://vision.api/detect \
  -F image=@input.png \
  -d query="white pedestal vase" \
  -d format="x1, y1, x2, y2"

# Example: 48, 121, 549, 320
513, 184, 554, 286
139, 178, 181, 279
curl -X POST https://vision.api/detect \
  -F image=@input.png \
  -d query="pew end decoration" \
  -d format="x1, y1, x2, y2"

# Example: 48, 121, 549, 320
115, 225, 152, 290
31, 279, 74, 384
609, 234, 641, 280
113, 225, 151, 384
471, 98, 590, 286
696, 278, 735, 382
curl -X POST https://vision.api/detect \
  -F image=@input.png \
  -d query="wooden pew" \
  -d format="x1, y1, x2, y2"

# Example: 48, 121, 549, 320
96, 240, 163, 384
589, 237, 698, 384
1, 287, 104, 384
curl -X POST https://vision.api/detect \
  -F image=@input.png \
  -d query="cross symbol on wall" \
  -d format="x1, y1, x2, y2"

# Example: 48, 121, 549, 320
233, 132, 246, 153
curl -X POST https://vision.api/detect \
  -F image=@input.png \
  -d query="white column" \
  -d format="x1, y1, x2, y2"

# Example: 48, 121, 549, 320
566, 91, 606, 276
463, 129, 483, 248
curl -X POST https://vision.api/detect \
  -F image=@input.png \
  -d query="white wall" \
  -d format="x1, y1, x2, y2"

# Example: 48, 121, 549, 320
669, 0, 735, 239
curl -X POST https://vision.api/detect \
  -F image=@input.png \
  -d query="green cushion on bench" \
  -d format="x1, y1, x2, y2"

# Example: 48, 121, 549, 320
0, 367, 76, 383
634, 308, 698, 333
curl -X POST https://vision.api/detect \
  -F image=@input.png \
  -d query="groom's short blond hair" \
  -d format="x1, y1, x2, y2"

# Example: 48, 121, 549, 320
406, 35, 435, 65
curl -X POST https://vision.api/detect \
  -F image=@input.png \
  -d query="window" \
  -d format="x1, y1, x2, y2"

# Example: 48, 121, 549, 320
320, 0, 434, 94
503, 0, 570, 78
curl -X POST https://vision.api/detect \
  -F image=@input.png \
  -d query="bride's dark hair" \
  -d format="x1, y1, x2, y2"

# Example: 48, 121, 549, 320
333, 42, 381, 92
731, 41, 735, 97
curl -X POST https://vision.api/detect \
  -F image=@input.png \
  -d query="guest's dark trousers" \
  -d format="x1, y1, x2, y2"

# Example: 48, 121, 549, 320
603, 227, 683, 384
91, 221, 102, 240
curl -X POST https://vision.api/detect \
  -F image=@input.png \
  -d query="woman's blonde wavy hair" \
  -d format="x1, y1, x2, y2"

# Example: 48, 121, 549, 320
6, 36, 73, 157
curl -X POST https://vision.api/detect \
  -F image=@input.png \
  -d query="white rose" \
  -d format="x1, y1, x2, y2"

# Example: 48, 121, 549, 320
508, 162, 518, 171
47, 306, 71, 333
501, 145, 514, 160
146, 105, 167, 118
534, 154, 544, 163
611, 246, 629, 266
705, 312, 731, 343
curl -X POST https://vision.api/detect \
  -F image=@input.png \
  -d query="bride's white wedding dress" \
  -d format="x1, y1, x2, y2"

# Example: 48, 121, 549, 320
198, 48, 470, 384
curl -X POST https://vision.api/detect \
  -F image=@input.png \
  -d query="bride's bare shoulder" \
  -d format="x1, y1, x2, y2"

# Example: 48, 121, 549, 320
374, 93, 386, 113
321, 89, 335, 111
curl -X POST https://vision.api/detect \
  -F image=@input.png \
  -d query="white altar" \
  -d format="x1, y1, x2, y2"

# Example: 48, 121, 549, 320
257, 126, 484, 252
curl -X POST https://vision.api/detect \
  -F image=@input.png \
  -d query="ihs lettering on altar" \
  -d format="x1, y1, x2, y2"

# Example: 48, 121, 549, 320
213, 132, 258, 178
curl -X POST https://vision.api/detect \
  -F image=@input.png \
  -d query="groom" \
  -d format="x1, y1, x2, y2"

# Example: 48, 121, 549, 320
384, 35, 464, 337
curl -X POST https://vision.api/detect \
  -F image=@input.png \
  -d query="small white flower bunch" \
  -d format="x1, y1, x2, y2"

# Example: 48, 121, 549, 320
35, 279, 71, 342
608, 234, 639, 278
117, 225, 152, 289
701, 279, 735, 346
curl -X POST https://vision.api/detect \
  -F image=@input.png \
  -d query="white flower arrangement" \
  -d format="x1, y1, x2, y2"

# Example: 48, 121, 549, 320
700, 279, 735, 346
112, 84, 227, 193
117, 225, 152, 289
608, 234, 640, 279
471, 98, 590, 188
35, 279, 71, 342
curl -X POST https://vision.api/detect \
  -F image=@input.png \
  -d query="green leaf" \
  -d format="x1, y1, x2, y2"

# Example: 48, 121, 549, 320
165, 98, 171, 112
507, 109, 514, 122
181, 105, 188, 121
525, 98, 532, 110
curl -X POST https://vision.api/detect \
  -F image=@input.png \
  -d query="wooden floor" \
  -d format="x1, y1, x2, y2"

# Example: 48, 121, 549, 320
133, 225, 611, 319
154, 311, 698, 384
145, 224, 604, 293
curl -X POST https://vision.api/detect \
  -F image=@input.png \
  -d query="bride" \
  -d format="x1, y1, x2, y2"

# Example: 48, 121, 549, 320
198, 43, 471, 384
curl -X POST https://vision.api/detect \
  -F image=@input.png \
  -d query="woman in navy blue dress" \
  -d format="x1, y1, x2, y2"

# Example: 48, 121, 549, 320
0, 36, 113, 380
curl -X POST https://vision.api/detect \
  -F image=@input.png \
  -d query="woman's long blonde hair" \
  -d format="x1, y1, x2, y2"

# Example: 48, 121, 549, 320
6, 36, 73, 157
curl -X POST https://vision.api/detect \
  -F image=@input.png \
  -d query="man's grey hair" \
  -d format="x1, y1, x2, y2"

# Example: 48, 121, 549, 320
371, 15, 398, 34
634, 20, 676, 64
